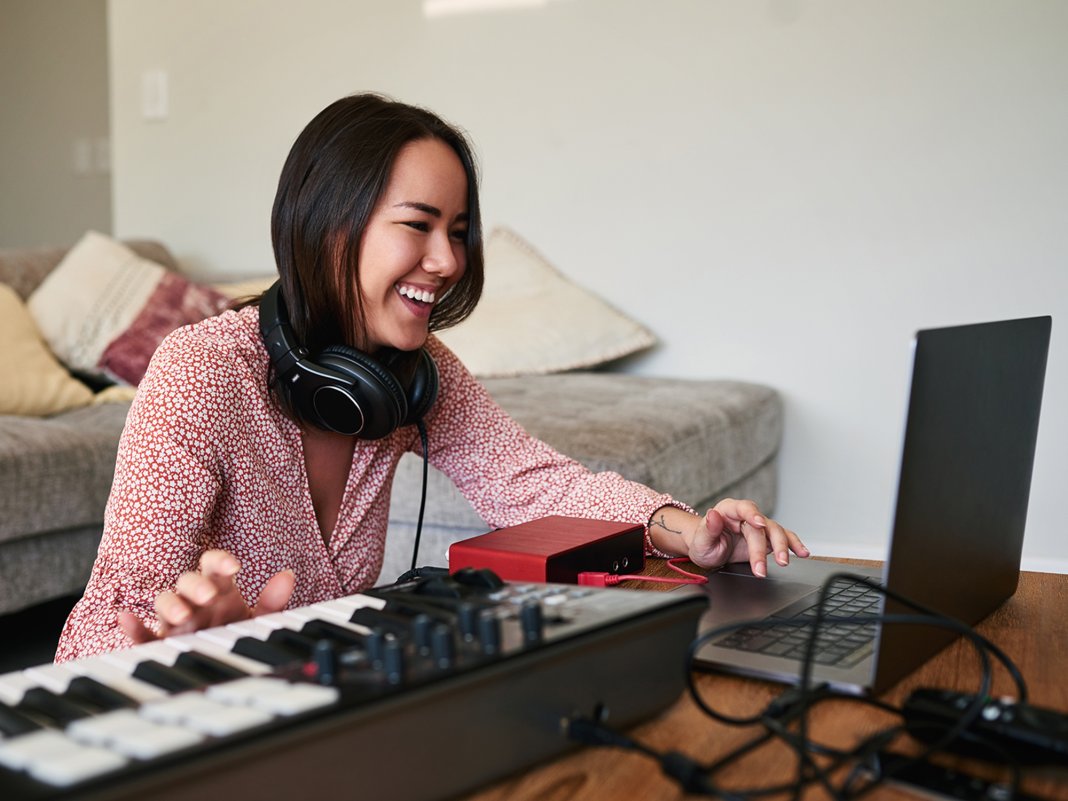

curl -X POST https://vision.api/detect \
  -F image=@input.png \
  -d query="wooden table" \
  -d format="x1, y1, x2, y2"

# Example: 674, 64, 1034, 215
463, 563, 1068, 800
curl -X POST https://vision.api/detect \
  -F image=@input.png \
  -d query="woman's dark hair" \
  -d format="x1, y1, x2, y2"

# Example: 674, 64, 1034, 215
269, 93, 484, 357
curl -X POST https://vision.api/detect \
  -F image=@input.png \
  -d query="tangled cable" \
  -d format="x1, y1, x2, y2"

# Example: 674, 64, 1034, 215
567, 572, 1037, 800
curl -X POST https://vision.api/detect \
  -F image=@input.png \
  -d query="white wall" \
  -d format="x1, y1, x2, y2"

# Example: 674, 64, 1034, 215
108, 0, 1068, 572
0, 0, 111, 247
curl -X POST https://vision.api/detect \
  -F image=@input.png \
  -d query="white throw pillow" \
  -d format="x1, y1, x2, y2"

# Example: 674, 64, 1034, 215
436, 227, 655, 377
27, 231, 230, 385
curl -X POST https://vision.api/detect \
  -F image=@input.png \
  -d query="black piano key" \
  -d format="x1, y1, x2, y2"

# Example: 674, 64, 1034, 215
0, 700, 44, 737
231, 635, 305, 667
349, 607, 415, 638
300, 619, 368, 650
16, 687, 93, 727
64, 675, 139, 713
266, 627, 319, 658
132, 659, 206, 692
174, 650, 248, 684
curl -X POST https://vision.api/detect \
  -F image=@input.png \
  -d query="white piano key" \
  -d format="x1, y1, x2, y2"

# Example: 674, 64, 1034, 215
26, 741, 127, 787
0, 670, 36, 705
192, 625, 243, 650
22, 662, 80, 694
140, 693, 273, 737
66, 709, 143, 746
331, 593, 386, 616
0, 729, 74, 770
68, 709, 203, 759
247, 683, 339, 716
168, 634, 272, 676
100, 640, 185, 671
254, 611, 310, 631
225, 618, 278, 639
106, 720, 203, 759
205, 676, 287, 704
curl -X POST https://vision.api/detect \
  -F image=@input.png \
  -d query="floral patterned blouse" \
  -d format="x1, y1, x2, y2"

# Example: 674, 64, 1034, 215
56, 305, 682, 661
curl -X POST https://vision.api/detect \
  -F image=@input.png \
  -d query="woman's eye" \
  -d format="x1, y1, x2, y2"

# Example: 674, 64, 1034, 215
404, 221, 429, 232
450, 229, 468, 242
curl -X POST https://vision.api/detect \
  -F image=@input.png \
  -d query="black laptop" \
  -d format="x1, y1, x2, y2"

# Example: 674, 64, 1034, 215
693, 316, 1051, 694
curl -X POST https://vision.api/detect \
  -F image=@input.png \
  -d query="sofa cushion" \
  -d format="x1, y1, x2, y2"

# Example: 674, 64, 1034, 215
435, 227, 656, 377
0, 403, 130, 545
0, 283, 94, 416
26, 232, 229, 386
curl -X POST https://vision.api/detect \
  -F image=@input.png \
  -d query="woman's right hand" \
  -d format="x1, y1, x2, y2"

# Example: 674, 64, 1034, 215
117, 549, 295, 644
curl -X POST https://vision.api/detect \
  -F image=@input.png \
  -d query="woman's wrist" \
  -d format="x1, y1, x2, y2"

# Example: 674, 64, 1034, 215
648, 505, 700, 557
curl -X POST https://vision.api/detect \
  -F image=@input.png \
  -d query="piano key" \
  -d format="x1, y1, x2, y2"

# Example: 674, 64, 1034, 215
205, 676, 339, 716
0, 700, 44, 737
16, 687, 92, 728
25, 740, 127, 788
242, 683, 339, 716
173, 650, 247, 683
63, 676, 139, 713
22, 663, 81, 694
255, 610, 319, 631
131, 660, 205, 693
230, 636, 305, 668
349, 607, 413, 638
170, 633, 272, 676
226, 618, 282, 639
99, 640, 186, 671
266, 627, 319, 658
67, 709, 204, 759
0, 671, 37, 705
62, 658, 169, 704
303, 598, 373, 630
140, 693, 273, 737
0, 729, 76, 770
300, 618, 368, 649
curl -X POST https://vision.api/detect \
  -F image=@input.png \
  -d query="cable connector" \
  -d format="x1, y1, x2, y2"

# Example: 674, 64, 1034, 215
577, 572, 623, 587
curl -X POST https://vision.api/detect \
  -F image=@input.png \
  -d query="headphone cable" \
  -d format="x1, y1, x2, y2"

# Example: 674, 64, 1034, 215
409, 419, 430, 572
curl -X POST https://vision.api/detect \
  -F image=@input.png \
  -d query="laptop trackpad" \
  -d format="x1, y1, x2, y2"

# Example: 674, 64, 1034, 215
701, 565, 819, 625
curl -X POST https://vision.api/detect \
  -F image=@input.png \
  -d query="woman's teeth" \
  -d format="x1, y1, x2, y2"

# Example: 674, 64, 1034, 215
397, 285, 435, 304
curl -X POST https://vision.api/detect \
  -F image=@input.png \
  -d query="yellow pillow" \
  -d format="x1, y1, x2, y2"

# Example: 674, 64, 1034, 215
0, 283, 94, 416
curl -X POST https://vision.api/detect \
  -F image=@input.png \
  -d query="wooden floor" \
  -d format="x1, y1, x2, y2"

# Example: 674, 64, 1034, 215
0, 594, 79, 673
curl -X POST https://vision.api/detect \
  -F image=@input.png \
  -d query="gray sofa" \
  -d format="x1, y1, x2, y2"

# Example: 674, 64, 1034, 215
0, 241, 783, 617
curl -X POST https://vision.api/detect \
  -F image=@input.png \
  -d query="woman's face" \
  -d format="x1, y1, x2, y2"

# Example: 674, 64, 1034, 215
355, 137, 469, 353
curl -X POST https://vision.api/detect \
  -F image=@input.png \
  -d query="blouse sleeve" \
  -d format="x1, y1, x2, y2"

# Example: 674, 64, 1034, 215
420, 338, 691, 556
54, 329, 238, 661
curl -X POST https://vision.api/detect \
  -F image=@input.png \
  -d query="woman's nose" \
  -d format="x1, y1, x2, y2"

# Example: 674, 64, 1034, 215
423, 232, 463, 278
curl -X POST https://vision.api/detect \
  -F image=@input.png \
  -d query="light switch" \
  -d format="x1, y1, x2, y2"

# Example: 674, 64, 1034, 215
141, 70, 169, 120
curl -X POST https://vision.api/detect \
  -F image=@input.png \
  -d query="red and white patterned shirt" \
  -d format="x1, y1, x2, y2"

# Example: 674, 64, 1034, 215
55, 305, 682, 661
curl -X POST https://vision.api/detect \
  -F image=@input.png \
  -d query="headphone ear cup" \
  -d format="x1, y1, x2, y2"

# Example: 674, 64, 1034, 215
402, 348, 439, 427
318, 345, 407, 439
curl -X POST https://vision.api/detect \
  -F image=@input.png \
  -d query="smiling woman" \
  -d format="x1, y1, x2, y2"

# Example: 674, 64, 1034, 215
54, 92, 804, 663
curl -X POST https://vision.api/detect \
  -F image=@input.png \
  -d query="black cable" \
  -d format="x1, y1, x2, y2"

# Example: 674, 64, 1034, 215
409, 419, 430, 572
565, 572, 1034, 800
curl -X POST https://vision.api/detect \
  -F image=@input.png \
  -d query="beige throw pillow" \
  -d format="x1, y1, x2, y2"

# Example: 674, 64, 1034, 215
436, 227, 656, 377
0, 283, 94, 416
27, 231, 230, 386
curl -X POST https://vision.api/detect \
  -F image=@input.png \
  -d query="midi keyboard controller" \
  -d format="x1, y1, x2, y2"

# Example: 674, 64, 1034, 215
0, 569, 707, 801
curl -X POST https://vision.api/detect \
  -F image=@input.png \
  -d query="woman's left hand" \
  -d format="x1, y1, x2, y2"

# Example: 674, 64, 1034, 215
684, 498, 809, 576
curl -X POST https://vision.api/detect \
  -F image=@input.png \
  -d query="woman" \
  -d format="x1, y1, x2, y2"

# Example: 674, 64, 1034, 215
56, 94, 807, 661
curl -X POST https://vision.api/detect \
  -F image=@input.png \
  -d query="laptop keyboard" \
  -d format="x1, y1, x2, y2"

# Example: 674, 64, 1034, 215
714, 582, 884, 668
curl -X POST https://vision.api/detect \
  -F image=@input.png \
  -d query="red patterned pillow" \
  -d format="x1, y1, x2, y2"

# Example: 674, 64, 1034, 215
27, 231, 230, 386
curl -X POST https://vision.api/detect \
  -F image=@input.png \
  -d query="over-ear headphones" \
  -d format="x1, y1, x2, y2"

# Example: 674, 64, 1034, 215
258, 281, 438, 439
